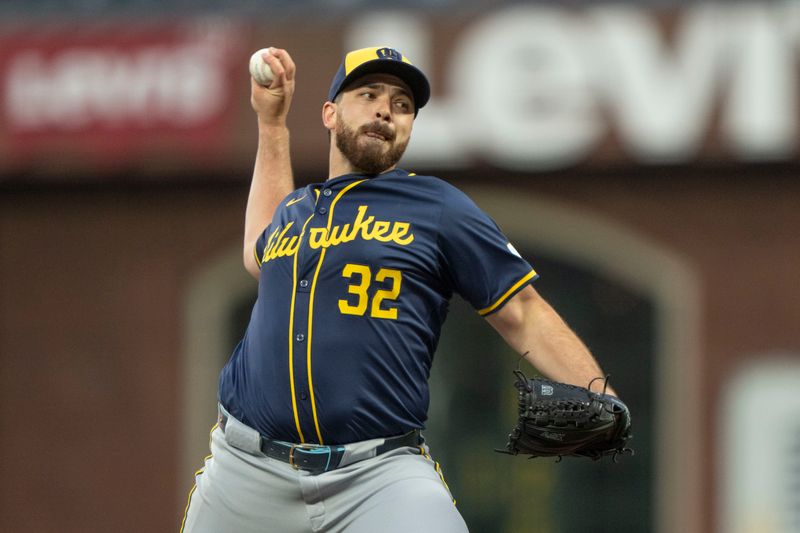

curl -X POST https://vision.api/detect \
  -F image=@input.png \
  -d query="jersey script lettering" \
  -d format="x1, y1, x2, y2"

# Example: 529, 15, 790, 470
261, 205, 415, 264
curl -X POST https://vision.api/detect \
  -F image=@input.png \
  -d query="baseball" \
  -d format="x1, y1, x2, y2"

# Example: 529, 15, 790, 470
249, 48, 275, 86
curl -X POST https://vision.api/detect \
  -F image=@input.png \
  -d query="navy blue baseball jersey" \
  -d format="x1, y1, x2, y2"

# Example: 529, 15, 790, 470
218, 169, 537, 445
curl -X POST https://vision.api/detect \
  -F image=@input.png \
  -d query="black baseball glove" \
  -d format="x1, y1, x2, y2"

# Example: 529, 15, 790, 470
496, 370, 633, 461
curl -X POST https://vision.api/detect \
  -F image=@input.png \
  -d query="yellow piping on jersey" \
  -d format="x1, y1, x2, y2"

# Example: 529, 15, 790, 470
477, 270, 537, 316
289, 214, 316, 443
307, 179, 368, 444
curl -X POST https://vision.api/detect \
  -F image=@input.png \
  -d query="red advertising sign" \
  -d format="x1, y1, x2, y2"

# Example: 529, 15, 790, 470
0, 19, 246, 175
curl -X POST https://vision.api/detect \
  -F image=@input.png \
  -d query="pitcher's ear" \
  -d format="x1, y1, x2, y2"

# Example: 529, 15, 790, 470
322, 101, 337, 131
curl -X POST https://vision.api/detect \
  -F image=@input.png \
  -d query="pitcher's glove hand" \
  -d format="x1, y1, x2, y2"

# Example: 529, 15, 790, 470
496, 370, 633, 461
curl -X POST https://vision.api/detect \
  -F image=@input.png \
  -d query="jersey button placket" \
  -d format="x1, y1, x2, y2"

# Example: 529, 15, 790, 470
316, 187, 332, 216
292, 184, 332, 440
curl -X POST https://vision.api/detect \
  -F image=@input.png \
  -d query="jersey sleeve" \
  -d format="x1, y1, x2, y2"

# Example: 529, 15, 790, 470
437, 186, 537, 316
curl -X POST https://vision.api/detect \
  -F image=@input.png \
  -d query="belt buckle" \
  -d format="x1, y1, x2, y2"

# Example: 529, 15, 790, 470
288, 443, 321, 470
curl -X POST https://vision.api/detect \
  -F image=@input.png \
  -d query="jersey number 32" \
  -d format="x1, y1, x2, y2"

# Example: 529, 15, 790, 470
338, 263, 402, 320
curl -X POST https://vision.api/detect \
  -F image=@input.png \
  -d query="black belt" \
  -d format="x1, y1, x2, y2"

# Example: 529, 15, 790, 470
219, 412, 421, 474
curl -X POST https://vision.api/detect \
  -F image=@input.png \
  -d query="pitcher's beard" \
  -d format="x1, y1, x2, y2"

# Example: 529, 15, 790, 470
335, 120, 408, 175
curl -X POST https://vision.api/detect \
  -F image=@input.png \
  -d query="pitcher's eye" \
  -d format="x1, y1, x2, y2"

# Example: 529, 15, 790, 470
394, 99, 412, 113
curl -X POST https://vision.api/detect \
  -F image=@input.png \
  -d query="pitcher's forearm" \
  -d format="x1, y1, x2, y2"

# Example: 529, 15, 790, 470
487, 286, 616, 396
522, 309, 615, 395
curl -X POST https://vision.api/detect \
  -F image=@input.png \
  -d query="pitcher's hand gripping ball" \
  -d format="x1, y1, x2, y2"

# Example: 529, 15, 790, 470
496, 370, 633, 461
249, 48, 275, 86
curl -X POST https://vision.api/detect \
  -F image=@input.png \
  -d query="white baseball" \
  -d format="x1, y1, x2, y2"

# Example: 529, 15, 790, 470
249, 48, 275, 86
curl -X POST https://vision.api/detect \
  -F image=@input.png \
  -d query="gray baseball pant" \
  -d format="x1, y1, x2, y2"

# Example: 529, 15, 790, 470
180, 413, 468, 533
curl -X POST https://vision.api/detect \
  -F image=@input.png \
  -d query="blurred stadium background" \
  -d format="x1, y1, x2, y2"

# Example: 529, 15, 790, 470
1, 1, 799, 532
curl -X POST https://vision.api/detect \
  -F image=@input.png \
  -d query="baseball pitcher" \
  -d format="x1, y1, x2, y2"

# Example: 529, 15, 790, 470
180, 45, 627, 533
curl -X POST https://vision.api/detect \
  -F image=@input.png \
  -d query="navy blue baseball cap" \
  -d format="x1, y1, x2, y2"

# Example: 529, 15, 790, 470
327, 46, 431, 114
